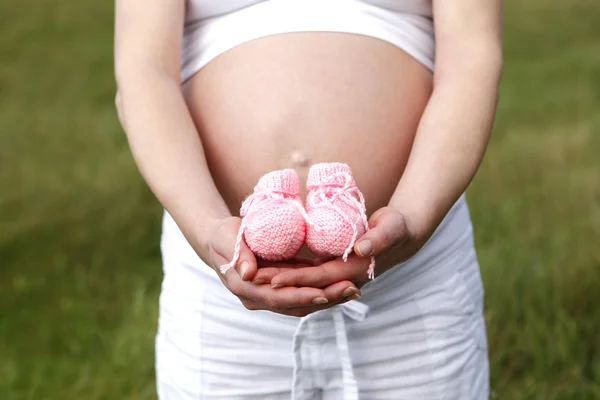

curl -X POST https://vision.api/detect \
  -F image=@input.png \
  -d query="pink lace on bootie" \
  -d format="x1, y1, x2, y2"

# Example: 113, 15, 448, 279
305, 163, 376, 279
220, 169, 308, 275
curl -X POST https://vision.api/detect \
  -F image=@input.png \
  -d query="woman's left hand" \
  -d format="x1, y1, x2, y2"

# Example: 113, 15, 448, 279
252, 206, 433, 289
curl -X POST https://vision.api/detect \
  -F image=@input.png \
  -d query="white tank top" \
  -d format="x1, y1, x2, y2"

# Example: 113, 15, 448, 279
181, 0, 435, 82
185, 0, 432, 22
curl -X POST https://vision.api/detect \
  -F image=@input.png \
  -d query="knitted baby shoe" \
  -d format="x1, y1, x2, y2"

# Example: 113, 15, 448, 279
220, 169, 307, 274
305, 163, 375, 279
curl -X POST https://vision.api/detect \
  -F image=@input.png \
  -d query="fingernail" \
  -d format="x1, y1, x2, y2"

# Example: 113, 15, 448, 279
240, 262, 250, 280
252, 279, 265, 285
342, 287, 359, 298
312, 297, 329, 305
350, 293, 361, 301
271, 283, 282, 289
356, 240, 373, 257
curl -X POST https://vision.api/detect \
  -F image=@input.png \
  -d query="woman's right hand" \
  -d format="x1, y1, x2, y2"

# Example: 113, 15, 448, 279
204, 217, 361, 317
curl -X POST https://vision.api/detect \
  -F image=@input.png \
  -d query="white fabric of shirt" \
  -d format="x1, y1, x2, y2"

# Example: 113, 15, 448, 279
180, 0, 435, 82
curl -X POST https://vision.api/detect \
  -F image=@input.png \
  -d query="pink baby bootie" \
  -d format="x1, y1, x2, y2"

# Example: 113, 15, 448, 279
305, 163, 375, 279
220, 169, 307, 274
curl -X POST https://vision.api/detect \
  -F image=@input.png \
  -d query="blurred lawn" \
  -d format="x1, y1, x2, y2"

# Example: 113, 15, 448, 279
1, 0, 599, 399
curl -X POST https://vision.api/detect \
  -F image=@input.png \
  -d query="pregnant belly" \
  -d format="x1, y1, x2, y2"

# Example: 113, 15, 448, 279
183, 32, 432, 216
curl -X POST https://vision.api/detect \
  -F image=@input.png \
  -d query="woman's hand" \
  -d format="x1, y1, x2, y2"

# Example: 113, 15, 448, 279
204, 217, 361, 317
251, 206, 433, 289
352, 206, 433, 268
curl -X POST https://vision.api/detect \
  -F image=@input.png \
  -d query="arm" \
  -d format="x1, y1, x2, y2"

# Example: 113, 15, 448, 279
387, 0, 503, 235
258, 0, 502, 287
114, 0, 230, 260
114, 0, 358, 314
353, 0, 503, 262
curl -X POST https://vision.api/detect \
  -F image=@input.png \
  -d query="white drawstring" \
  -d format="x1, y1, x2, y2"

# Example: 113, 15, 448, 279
291, 316, 310, 400
291, 301, 370, 399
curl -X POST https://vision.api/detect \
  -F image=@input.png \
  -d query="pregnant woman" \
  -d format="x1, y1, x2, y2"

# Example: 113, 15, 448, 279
115, 0, 502, 398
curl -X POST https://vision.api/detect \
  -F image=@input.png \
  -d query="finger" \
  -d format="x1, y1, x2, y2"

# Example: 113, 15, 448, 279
354, 207, 410, 257
272, 305, 328, 318
241, 295, 333, 318
314, 255, 335, 264
251, 267, 282, 285
276, 282, 361, 317
240, 297, 329, 317
270, 266, 328, 288
234, 242, 258, 282
210, 217, 258, 282
254, 257, 316, 284
252, 264, 312, 286
270, 257, 369, 288
282, 256, 320, 266
278, 303, 337, 317
257, 257, 316, 268
243, 282, 361, 317
226, 269, 331, 309
214, 251, 305, 313
323, 280, 361, 302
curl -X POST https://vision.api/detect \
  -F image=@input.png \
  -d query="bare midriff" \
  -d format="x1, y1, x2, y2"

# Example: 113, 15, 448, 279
183, 32, 433, 216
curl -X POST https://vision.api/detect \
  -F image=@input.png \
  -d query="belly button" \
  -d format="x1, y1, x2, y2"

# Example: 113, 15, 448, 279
290, 151, 310, 167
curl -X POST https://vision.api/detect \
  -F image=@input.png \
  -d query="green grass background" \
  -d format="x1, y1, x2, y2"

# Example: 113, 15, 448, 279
1, 0, 599, 399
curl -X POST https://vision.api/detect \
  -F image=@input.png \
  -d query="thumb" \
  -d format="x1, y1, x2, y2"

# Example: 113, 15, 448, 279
235, 237, 258, 282
354, 207, 410, 257
213, 217, 258, 281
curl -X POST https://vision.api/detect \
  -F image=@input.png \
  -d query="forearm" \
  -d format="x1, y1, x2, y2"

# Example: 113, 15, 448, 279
116, 67, 231, 257
389, 57, 502, 235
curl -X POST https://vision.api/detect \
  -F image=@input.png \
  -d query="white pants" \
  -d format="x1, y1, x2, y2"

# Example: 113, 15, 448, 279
156, 195, 489, 399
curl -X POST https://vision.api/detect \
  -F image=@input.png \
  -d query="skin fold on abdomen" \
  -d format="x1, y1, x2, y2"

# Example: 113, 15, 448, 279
183, 32, 433, 216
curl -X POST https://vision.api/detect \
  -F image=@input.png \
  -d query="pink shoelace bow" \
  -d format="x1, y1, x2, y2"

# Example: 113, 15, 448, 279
307, 172, 376, 280
219, 189, 310, 275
